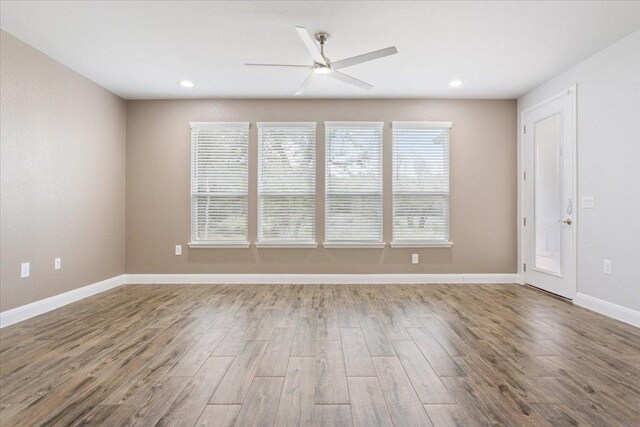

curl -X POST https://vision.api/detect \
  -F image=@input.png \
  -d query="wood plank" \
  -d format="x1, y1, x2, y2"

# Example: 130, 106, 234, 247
372, 357, 434, 427
156, 357, 233, 426
348, 377, 393, 427
424, 404, 485, 427
407, 327, 466, 377
210, 340, 268, 404
314, 405, 353, 427
315, 340, 350, 404
291, 317, 317, 357
168, 328, 228, 376
531, 403, 587, 427
233, 377, 284, 427
256, 327, 295, 377
341, 328, 376, 377
73, 404, 120, 426
392, 340, 455, 404
360, 317, 396, 356
274, 357, 316, 426
195, 405, 241, 427
102, 375, 190, 426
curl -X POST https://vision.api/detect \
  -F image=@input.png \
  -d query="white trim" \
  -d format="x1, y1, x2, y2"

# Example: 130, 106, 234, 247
126, 273, 520, 285
521, 86, 575, 115
325, 121, 384, 129
390, 241, 453, 248
392, 121, 452, 129
323, 242, 386, 249
188, 242, 251, 249
255, 242, 318, 248
257, 122, 316, 129
573, 293, 640, 328
190, 121, 250, 129
0, 274, 126, 328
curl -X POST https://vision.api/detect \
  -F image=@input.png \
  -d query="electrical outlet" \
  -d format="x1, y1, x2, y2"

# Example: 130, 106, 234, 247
603, 259, 612, 275
175, 245, 182, 256
54, 258, 61, 270
581, 196, 595, 209
412, 254, 419, 264
21, 262, 30, 278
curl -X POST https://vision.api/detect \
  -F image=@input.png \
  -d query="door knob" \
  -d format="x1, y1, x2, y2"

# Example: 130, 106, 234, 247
560, 219, 572, 225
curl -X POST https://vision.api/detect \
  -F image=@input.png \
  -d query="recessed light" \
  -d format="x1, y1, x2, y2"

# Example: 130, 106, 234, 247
179, 80, 194, 88
449, 80, 463, 88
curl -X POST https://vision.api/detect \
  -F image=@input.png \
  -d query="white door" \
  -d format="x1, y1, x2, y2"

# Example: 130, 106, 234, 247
523, 88, 576, 299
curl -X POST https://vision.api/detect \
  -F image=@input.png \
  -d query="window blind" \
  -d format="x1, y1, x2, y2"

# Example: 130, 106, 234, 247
325, 122, 384, 244
392, 121, 451, 244
190, 122, 249, 244
257, 122, 316, 244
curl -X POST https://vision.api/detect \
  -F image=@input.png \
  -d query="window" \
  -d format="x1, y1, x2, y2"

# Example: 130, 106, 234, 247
190, 122, 249, 247
257, 122, 316, 247
325, 122, 384, 247
392, 121, 452, 247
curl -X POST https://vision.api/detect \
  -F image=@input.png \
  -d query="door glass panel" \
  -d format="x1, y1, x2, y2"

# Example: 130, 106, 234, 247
534, 113, 562, 275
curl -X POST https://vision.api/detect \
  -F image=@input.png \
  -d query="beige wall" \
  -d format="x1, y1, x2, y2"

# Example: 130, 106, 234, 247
126, 99, 517, 274
0, 31, 126, 311
0, 30, 517, 313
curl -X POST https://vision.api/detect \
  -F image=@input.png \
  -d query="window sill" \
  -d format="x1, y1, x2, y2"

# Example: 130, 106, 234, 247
188, 242, 250, 249
390, 241, 453, 248
255, 242, 318, 249
323, 242, 386, 249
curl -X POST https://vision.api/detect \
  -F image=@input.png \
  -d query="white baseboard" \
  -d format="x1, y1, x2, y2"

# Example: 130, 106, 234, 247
573, 293, 640, 328
0, 274, 126, 328
125, 273, 521, 285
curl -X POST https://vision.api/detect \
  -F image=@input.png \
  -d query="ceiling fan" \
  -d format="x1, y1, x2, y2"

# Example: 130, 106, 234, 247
245, 27, 398, 95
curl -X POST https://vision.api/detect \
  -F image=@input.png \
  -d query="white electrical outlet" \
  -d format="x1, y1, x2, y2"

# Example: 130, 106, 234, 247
175, 245, 182, 256
412, 254, 419, 264
54, 258, 61, 270
581, 196, 595, 209
21, 262, 30, 278
603, 259, 612, 275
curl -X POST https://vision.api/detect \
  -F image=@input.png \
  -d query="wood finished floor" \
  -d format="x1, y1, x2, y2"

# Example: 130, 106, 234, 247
1, 283, 639, 427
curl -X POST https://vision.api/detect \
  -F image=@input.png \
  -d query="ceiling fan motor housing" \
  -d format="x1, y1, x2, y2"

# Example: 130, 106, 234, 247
314, 32, 330, 44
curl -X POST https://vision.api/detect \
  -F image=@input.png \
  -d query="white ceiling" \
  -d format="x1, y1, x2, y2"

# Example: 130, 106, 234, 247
2, 1, 640, 100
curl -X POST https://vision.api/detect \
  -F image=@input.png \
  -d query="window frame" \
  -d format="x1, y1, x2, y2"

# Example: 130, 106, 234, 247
323, 121, 385, 248
390, 121, 453, 248
255, 122, 318, 248
188, 121, 250, 248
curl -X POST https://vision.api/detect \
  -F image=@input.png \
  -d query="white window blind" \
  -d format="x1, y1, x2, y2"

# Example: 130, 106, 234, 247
392, 121, 451, 245
257, 122, 316, 245
190, 122, 249, 245
325, 122, 383, 245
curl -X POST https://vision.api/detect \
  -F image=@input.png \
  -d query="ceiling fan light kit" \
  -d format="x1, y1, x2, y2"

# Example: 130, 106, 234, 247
245, 26, 398, 95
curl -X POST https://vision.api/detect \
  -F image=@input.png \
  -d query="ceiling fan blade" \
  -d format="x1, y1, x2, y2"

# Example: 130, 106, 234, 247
326, 71, 373, 91
245, 63, 312, 68
294, 72, 316, 96
332, 46, 398, 70
294, 26, 327, 66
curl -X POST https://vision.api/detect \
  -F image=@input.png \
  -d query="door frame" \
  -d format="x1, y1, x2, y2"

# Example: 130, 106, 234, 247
519, 85, 577, 298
